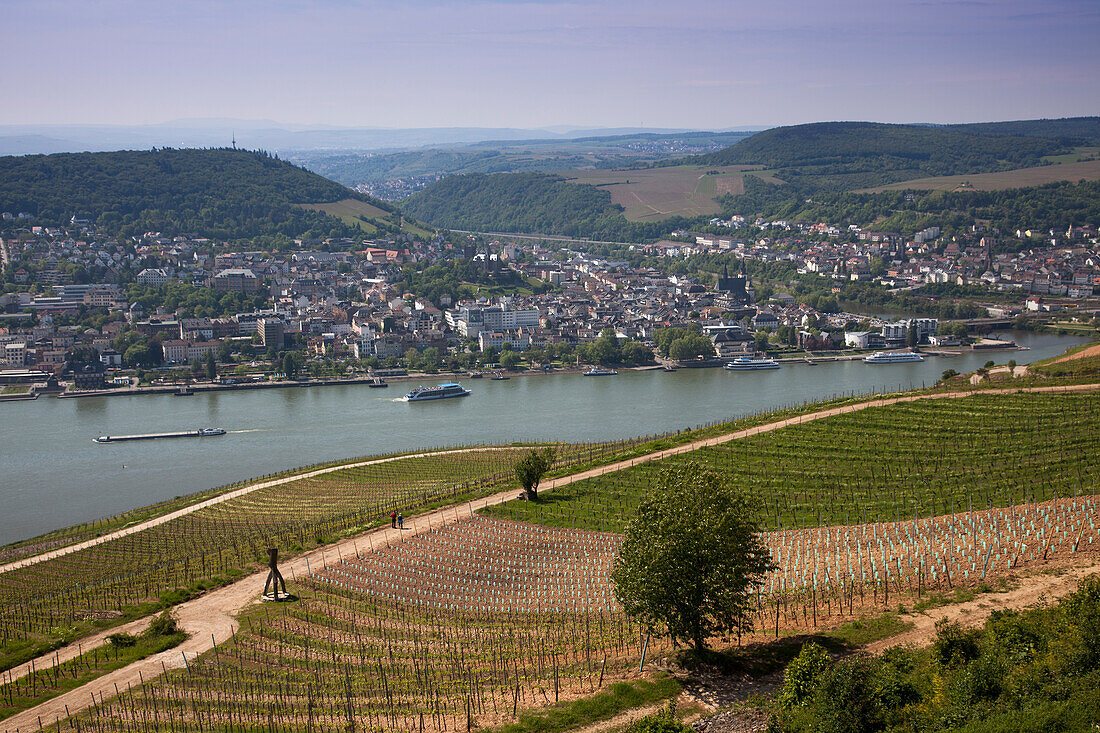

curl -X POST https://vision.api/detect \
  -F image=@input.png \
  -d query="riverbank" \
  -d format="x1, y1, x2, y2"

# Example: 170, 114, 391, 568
41, 343, 1032, 401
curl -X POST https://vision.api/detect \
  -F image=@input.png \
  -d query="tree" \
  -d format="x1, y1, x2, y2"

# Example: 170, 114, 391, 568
500, 350, 522, 370
205, 350, 217, 381
611, 463, 775, 652
514, 447, 556, 501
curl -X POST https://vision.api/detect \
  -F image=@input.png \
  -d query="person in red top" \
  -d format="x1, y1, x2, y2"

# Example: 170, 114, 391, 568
390, 511, 397, 528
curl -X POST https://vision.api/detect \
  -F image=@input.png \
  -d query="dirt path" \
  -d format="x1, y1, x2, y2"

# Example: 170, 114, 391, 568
866, 559, 1100, 654
5, 383, 1098, 731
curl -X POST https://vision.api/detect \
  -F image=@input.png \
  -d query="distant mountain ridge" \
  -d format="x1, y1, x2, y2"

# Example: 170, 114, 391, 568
0, 148, 402, 243
688, 120, 1075, 175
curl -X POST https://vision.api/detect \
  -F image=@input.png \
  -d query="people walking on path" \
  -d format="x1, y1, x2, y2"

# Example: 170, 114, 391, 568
397, 513, 404, 529
390, 511, 397, 528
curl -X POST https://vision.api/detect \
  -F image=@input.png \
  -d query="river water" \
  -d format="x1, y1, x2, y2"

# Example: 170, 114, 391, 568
0, 330, 1087, 544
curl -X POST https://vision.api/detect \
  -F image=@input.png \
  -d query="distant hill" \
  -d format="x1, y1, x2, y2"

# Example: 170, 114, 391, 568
0, 148, 410, 243
948, 117, 1100, 145
401, 172, 688, 241
689, 121, 1066, 188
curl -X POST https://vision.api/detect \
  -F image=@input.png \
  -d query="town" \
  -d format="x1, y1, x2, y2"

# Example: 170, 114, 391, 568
1, 210, 1098, 394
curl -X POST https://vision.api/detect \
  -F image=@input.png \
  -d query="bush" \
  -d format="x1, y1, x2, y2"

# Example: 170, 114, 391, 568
107, 632, 137, 648
626, 701, 691, 733
778, 642, 832, 708
145, 610, 179, 638
810, 656, 884, 733
932, 619, 982, 670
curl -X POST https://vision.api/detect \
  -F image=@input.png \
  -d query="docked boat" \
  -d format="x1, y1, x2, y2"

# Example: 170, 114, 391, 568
367, 378, 388, 388
583, 367, 618, 376
403, 383, 471, 402
863, 351, 925, 364
724, 356, 780, 371
490, 371, 511, 380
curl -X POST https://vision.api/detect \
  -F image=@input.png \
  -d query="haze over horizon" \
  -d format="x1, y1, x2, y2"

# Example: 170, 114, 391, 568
5, 0, 1099, 132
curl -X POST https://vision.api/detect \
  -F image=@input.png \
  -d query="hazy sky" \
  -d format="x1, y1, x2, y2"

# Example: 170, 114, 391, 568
5, 0, 1099, 129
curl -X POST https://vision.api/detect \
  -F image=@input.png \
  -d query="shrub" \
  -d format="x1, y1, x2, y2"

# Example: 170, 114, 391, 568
932, 619, 981, 670
810, 656, 884, 733
145, 610, 179, 638
778, 642, 832, 709
107, 632, 137, 648
626, 701, 692, 733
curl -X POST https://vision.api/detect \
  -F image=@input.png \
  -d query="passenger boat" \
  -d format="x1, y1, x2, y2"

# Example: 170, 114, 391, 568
583, 367, 618, 376
724, 356, 780, 370
403, 383, 471, 402
862, 351, 924, 364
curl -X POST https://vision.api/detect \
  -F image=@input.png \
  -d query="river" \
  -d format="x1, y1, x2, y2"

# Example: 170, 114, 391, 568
0, 330, 1088, 545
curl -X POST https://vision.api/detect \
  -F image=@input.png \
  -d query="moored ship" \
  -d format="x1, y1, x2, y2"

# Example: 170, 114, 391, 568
403, 383, 471, 402
583, 367, 618, 376
724, 356, 780, 370
862, 351, 925, 364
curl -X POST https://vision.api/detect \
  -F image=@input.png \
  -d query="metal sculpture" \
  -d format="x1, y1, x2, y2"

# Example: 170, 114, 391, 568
263, 547, 287, 601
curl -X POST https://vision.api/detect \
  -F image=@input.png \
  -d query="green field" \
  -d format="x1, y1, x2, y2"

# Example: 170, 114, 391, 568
484, 392, 1100, 533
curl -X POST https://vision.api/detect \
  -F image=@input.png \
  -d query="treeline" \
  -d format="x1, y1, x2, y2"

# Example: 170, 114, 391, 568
401, 173, 694, 242
770, 576, 1100, 732
0, 148, 394, 242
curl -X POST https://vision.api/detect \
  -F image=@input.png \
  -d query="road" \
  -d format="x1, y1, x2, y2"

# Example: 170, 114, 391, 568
4, 382, 1099, 732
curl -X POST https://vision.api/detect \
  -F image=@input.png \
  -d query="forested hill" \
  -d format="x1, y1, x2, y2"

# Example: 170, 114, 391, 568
948, 116, 1100, 144
0, 148, 398, 243
401, 172, 688, 241
689, 121, 1066, 179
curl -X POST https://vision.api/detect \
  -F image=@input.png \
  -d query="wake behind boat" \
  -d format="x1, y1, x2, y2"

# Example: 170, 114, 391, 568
403, 383, 471, 402
94, 428, 226, 443
863, 351, 925, 364
725, 356, 780, 370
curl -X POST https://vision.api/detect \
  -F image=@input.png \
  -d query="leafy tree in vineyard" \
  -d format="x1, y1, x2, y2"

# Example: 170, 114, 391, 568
515, 447, 556, 501
612, 462, 775, 653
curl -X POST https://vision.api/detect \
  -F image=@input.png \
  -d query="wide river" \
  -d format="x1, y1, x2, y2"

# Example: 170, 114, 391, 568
0, 330, 1088, 544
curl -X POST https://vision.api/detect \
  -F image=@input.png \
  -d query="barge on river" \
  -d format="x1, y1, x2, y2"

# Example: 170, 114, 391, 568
94, 428, 226, 443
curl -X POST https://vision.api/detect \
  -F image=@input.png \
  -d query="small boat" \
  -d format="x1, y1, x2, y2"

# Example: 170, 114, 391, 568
174, 385, 194, 396
469, 372, 484, 379
863, 351, 924, 364
197, 428, 227, 436
663, 364, 678, 372
403, 383, 471, 402
583, 367, 618, 376
367, 378, 388, 388
725, 356, 780, 371
491, 371, 510, 380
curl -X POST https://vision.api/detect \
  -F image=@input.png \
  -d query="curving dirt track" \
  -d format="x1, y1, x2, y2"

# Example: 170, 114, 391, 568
4, 383, 1098, 732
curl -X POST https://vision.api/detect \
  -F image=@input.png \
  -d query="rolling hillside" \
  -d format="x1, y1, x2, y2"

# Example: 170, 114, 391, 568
0, 148, 416, 242
688, 121, 1068, 189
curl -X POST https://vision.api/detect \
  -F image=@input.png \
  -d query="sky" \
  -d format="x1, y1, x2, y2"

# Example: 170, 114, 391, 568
4, 0, 1099, 130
